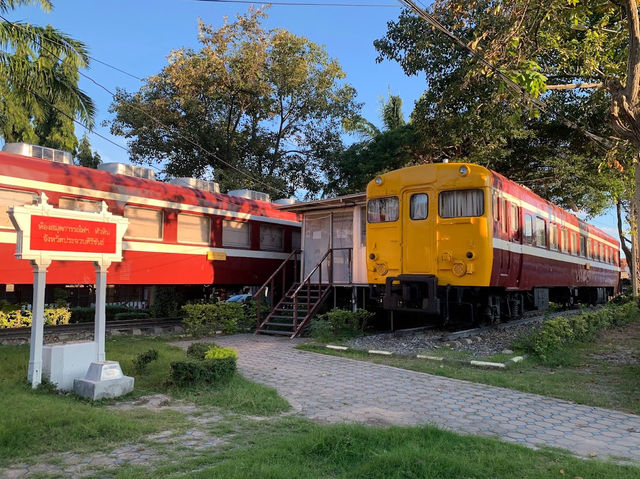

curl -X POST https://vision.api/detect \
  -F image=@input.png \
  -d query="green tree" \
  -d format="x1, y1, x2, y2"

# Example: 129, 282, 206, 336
109, 8, 359, 196
375, 1, 633, 249
0, 0, 95, 152
326, 91, 421, 195
74, 132, 101, 168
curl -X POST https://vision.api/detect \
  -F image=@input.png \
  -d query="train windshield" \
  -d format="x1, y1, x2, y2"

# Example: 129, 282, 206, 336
367, 196, 399, 223
438, 189, 484, 218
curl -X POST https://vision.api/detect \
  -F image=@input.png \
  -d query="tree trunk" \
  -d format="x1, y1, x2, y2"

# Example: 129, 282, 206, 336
634, 156, 640, 296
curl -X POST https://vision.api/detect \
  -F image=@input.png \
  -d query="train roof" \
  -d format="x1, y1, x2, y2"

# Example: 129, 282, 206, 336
0, 151, 300, 224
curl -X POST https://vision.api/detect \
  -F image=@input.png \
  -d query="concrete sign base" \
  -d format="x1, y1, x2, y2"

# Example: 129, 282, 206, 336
42, 341, 98, 391
73, 361, 134, 400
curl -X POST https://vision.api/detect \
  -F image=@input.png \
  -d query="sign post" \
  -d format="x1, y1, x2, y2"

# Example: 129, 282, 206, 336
9, 193, 129, 391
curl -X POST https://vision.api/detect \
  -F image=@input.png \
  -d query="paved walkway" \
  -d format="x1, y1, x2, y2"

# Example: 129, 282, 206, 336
211, 334, 640, 463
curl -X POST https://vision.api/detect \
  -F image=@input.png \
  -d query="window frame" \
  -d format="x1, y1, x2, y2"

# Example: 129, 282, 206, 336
222, 219, 251, 249
0, 188, 36, 229
409, 193, 429, 221
438, 189, 485, 218
535, 216, 547, 248
367, 196, 399, 223
177, 212, 211, 245
123, 205, 164, 241
259, 224, 284, 252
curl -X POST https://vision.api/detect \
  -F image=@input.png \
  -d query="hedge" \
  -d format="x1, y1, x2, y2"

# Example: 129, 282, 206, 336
523, 301, 639, 361
182, 302, 245, 336
0, 307, 70, 329
169, 357, 236, 387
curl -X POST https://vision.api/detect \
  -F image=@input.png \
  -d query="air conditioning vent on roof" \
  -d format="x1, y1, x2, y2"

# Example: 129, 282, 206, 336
273, 198, 297, 205
2, 142, 73, 164
98, 162, 155, 180
170, 177, 220, 193
227, 189, 271, 202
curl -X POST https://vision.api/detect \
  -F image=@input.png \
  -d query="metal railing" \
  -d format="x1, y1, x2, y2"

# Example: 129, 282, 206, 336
254, 249, 300, 328
291, 247, 352, 328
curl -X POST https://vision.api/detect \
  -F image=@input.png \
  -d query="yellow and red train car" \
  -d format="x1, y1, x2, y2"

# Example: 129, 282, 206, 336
366, 162, 620, 323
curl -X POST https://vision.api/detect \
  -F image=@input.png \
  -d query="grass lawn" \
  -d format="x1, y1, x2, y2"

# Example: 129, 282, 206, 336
92, 417, 639, 479
299, 319, 640, 415
0, 336, 288, 465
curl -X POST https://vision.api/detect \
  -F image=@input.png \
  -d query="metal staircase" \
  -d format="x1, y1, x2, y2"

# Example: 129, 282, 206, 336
255, 248, 352, 338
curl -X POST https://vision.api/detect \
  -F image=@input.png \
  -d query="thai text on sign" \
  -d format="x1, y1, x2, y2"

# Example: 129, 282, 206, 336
29, 215, 117, 254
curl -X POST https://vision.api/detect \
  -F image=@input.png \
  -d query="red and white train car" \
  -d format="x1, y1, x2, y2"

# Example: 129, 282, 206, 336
0, 144, 300, 303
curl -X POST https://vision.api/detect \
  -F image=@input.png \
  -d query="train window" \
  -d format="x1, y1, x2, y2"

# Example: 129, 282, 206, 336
524, 215, 534, 244
571, 232, 578, 255
222, 220, 250, 248
177, 213, 210, 244
580, 235, 587, 257
492, 193, 500, 221
368, 197, 399, 223
549, 224, 558, 250
501, 200, 508, 234
510, 204, 519, 235
409, 194, 428, 220
260, 224, 284, 251
124, 206, 163, 240
561, 229, 568, 253
58, 197, 102, 213
439, 189, 484, 218
0, 189, 36, 228
535, 217, 547, 247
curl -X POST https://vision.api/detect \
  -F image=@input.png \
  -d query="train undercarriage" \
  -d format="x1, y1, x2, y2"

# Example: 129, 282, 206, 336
376, 274, 615, 327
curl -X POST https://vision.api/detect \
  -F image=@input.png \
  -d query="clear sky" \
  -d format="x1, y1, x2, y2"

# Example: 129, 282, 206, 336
5, 0, 622, 238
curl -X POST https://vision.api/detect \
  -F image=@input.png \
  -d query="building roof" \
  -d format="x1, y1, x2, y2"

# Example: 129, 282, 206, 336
276, 192, 366, 213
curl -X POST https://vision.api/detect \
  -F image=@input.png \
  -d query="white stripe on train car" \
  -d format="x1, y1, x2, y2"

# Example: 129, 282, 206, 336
0, 175, 301, 227
0, 231, 291, 260
492, 238, 621, 272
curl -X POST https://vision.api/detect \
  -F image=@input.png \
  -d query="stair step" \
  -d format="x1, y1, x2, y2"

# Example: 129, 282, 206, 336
264, 322, 296, 327
256, 329, 293, 336
270, 314, 300, 319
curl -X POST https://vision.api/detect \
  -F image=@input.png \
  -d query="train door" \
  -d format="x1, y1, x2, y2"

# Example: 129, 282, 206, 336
507, 202, 522, 287
401, 190, 436, 275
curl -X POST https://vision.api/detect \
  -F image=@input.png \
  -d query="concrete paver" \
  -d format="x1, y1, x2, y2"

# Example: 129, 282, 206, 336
212, 334, 640, 463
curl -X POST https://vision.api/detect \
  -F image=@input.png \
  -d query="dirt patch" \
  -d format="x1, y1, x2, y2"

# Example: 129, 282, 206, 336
587, 321, 640, 366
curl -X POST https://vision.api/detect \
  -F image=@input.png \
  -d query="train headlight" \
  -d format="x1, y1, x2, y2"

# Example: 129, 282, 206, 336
452, 262, 467, 277
375, 176, 383, 185
458, 165, 469, 176
375, 263, 389, 276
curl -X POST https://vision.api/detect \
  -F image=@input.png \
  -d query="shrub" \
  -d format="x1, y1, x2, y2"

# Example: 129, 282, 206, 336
0, 307, 70, 328
150, 286, 183, 318
186, 342, 215, 360
521, 301, 639, 362
238, 300, 267, 332
205, 346, 238, 360
133, 349, 159, 373
311, 308, 373, 342
114, 311, 150, 321
169, 357, 236, 387
181, 303, 244, 336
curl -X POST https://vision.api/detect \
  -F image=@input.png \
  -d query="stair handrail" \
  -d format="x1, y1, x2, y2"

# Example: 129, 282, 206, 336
291, 247, 353, 327
254, 249, 301, 328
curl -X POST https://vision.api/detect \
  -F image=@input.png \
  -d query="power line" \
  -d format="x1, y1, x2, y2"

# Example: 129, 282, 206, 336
398, 0, 613, 152
195, 0, 398, 6
0, 15, 289, 196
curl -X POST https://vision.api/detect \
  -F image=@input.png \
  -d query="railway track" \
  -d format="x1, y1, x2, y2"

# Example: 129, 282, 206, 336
0, 317, 183, 344
393, 306, 601, 343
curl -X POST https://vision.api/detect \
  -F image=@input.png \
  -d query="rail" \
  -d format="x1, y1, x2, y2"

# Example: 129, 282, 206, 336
291, 247, 352, 329
254, 249, 301, 328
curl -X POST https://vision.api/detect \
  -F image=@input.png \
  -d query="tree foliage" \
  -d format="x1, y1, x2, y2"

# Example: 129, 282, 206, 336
0, 0, 95, 152
374, 1, 630, 218
109, 8, 359, 196
74, 132, 101, 168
